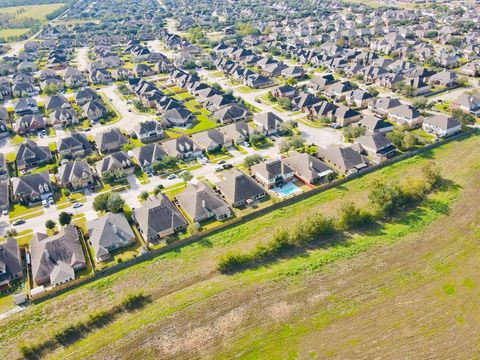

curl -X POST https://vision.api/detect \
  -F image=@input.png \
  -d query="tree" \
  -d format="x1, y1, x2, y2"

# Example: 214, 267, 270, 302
45, 219, 56, 230
386, 130, 405, 149
139, 191, 149, 201
451, 109, 476, 128
58, 212, 72, 226
179, 170, 193, 183
249, 133, 266, 145
342, 125, 366, 142
93, 192, 125, 213
337, 202, 373, 230
244, 154, 263, 168
285, 77, 297, 86
277, 98, 292, 110
63, 189, 71, 198
6, 229, 17, 237
402, 132, 418, 150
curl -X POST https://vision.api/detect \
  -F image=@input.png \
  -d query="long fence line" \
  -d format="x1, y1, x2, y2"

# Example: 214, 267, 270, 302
30, 129, 478, 303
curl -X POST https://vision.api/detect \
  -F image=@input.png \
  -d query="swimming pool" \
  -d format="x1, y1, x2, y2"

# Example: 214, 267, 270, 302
271, 182, 302, 198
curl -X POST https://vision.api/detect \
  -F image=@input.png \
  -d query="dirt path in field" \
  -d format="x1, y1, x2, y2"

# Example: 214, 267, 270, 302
84, 171, 480, 359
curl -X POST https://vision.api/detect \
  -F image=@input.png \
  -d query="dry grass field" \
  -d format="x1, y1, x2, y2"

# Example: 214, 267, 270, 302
0, 133, 479, 359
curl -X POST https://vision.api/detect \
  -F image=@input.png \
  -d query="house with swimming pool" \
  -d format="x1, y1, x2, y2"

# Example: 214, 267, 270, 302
282, 151, 335, 185
251, 159, 295, 190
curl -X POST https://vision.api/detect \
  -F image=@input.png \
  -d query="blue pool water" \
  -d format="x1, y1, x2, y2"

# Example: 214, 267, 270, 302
271, 182, 302, 197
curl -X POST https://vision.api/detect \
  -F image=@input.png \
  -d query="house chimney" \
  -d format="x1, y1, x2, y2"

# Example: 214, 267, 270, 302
202, 200, 206, 209
112, 225, 118, 234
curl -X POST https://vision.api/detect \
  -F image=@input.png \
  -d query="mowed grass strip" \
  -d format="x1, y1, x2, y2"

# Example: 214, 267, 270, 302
1, 133, 479, 359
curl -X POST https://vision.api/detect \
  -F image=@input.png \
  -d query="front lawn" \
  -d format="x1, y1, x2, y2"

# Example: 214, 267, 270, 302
9, 203, 44, 221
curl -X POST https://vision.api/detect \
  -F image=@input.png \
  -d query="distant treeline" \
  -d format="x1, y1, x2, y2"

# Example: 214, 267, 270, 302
0, 0, 64, 7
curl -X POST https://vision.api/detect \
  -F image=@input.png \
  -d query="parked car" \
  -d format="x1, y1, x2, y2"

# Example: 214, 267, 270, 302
73, 203, 83, 209
42, 199, 49, 208
12, 219, 26, 226
215, 166, 223, 172
2, 209, 8, 216
167, 174, 176, 180
222, 163, 233, 169
48, 197, 54, 205
218, 160, 226, 165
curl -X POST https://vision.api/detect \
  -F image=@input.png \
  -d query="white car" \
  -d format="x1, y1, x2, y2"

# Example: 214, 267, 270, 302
1, 209, 7, 216
42, 199, 49, 208
167, 174, 176, 180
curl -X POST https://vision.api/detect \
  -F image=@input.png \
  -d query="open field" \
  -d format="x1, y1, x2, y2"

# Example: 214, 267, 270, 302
0, 28, 30, 38
0, 3, 64, 21
0, 133, 479, 359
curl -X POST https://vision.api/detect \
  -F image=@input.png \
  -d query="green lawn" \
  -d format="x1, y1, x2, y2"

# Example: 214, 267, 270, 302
0, 3, 65, 21
9, 203, 44, 221
176, 114, 218, 135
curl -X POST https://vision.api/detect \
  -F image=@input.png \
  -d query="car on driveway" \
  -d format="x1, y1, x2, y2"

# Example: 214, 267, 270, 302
218, 160, 226, 165
12, 219, 26, 226
2, 209, 8, 216
73, 203, 83, 209
222, 163, 233, 169
49, 197, 54, 205
42, 199, 49, 208
167, 174, 176, 180
215, 166, 223, 172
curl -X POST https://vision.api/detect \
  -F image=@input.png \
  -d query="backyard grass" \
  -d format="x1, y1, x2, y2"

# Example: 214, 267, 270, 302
176, 114, 217, 135
1, 133, 479, 359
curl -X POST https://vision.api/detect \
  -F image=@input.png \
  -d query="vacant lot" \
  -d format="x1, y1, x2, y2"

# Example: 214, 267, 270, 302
0, 133, 479, 359
0, 3, 64, 21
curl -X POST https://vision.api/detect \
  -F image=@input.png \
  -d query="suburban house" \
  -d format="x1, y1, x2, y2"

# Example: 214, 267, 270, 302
15, 115, 46, 135
133, 194, 188, 244
175, 181, 232, 223
354, 133, 396, 163
133, 120, 164, 142
254, 112, 284, 135
251, 159, 295, 189
358, 115, 394, 134
44, 94, 71, 112
95, 128, 128, 153
272, 84, 296, 99
368, 97, 402, 117
30, 225, 86, 287
82, 100, 108, 121
333, 106, 362, 127
14, 98, 38, 115
57, 160, 94, 190
15, 140, 53, 171
57, 132, 92, 159
282, 151, 334, 185
388, 104, 423, 128
422, 114, 462, 138
0, 237, 23, 291
216, 168, 267, 207
212, 104, 252, 124
95, 151, 134, 177
429, 70, 457, 88
454, 93, 480, 116
161, 136, 203, 160
87, 212, 136, 262
162, 107, 194, 127
75, 88, 100, 106
192, 129, 228, 151
131, 144, 167, 173
317, 145, 368, 175
0, 118, 8, 139
11, 171, 53, 205
219, 120, 249, 145
49, 108, 79, 128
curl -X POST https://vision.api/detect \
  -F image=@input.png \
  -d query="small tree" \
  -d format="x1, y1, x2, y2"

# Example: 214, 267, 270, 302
139, 191, 149, 201
45, 219, 56, 230
180, 170, 193, 183
58, 212, 72, 226
63, 188, 71, 198
244, 154, 263, 168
